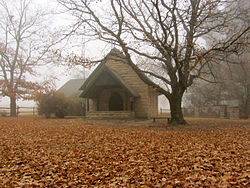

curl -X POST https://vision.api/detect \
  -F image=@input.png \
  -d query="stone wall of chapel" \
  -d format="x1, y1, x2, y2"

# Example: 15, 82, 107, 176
106, 57, 150, 118
89, 98, 97, 112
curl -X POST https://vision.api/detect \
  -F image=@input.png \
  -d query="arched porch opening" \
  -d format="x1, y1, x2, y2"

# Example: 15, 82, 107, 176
109, 92, 123, 111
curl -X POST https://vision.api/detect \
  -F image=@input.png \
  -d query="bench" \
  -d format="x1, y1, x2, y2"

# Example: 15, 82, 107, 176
152, 116, 170, 123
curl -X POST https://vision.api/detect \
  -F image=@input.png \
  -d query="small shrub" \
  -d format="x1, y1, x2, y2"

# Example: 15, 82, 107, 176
54, 93, 69, 118
36, 92, 69, 118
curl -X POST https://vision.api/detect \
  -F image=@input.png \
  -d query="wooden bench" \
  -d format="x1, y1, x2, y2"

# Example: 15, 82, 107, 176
152, 116, 170, 123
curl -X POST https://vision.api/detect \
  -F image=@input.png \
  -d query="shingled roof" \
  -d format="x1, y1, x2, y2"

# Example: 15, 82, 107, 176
106, 48, 156, 88
58, 79, 85, 97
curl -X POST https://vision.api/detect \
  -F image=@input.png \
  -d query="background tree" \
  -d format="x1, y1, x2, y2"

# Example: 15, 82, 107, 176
58, 0, 249, 124
0, 0, 60, 116
184, 0, 250, 118
185, 53, 249, 118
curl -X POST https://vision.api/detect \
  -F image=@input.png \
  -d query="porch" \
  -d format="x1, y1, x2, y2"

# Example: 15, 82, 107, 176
85, 111, 135, 120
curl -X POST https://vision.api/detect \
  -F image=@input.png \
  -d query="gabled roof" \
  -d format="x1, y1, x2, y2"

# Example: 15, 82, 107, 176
79, 48, 156, 98
79, 64, 139, 98
58, 79, 85, 97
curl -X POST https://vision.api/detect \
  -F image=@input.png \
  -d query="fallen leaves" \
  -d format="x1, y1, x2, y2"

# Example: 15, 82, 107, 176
0, 118, 249, 187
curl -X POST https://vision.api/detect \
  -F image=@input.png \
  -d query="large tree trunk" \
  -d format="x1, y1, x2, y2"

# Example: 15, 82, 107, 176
10, 97, 17, 117
168, 89, 186, 125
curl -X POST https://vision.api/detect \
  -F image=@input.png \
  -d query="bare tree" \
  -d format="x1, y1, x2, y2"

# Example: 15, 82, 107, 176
58, 0, 249, 124
185, 56, 249, 118
185, 0, 249, 118
0, 0, 60, 116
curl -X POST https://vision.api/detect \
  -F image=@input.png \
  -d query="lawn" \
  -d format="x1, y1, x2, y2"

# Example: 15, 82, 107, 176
0, 117, 249, 187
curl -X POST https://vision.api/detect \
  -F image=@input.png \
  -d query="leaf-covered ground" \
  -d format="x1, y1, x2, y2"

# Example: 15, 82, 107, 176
0, 117, 249, 187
